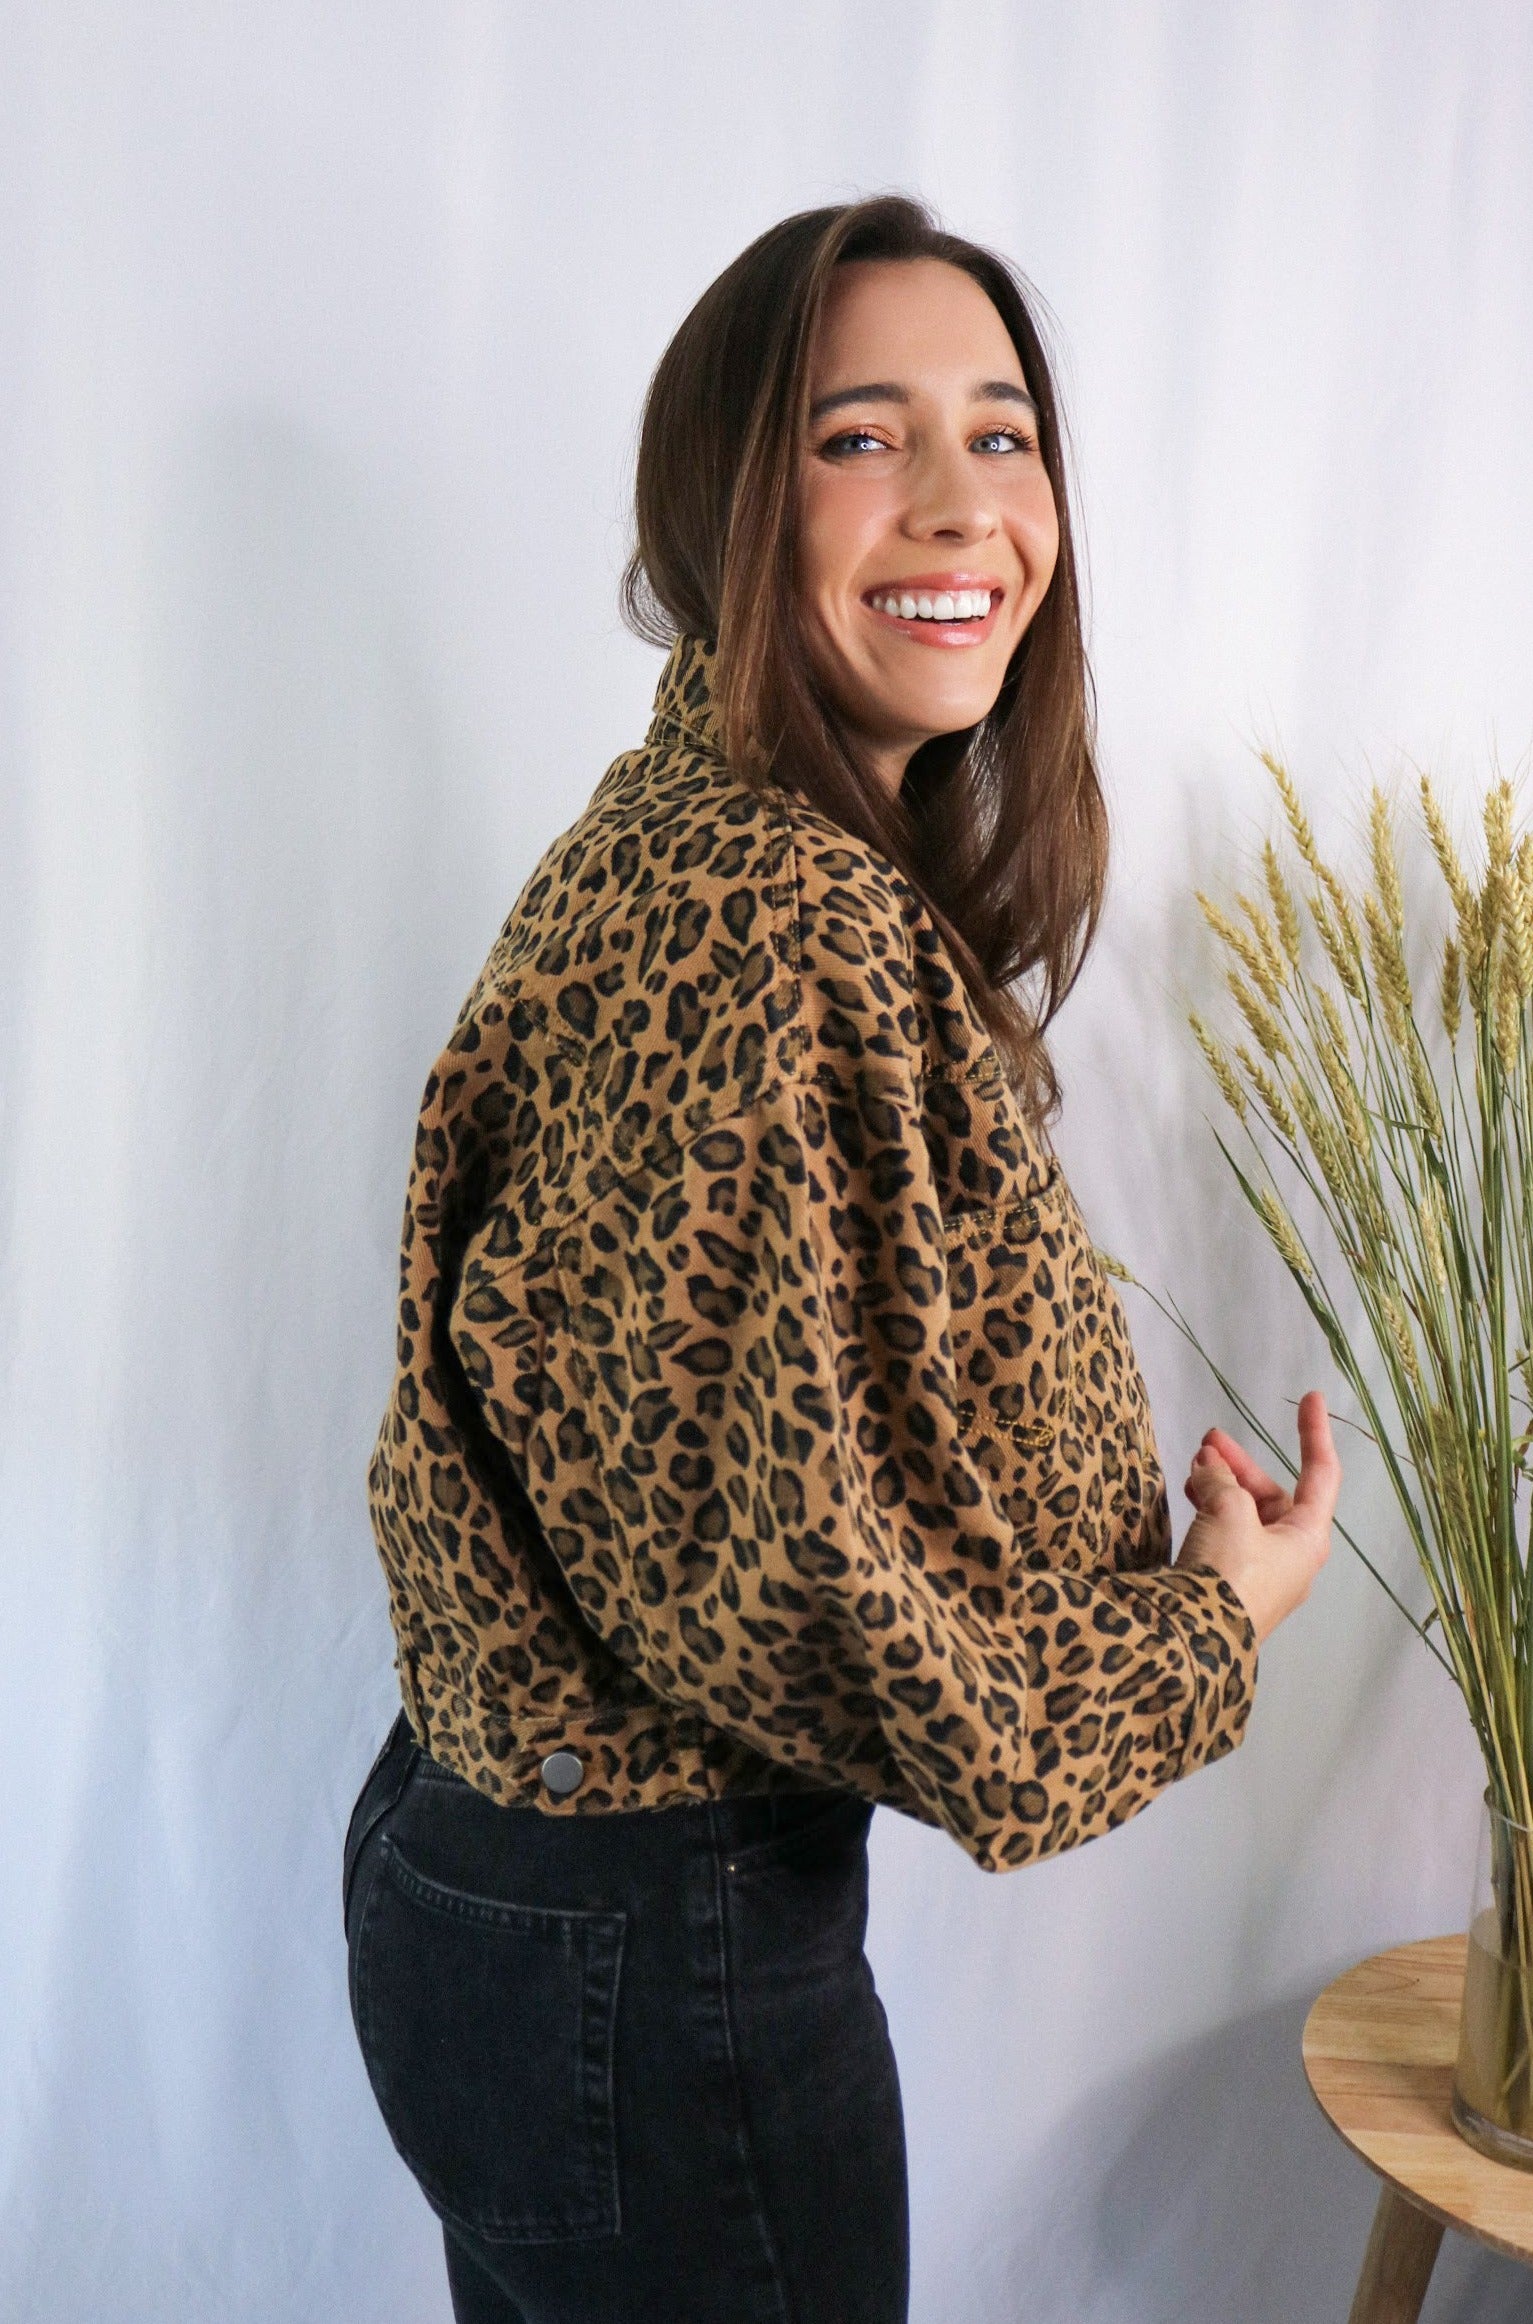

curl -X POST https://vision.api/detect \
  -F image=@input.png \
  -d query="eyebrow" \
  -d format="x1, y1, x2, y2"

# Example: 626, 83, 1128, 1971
807, 379, 1040, 423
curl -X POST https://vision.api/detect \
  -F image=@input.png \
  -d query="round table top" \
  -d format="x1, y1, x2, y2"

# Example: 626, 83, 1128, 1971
1303, 1933, 1533, 2266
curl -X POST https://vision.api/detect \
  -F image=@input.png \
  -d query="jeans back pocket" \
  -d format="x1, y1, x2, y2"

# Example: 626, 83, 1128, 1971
351, 1833, 626, 2244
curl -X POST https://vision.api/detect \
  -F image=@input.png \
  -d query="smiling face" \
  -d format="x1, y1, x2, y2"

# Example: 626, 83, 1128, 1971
794, 256, 1061, 796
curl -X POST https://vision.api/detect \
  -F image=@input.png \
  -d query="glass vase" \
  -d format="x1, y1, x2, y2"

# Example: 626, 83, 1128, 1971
1451, 1793, 1533, 2168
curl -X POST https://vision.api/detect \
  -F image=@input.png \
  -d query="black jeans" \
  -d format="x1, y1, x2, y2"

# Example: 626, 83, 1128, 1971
342, 1713, 910, 2324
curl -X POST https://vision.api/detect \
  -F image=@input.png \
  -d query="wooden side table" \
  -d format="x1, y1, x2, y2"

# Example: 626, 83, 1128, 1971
1303, 1934, 1533, 2322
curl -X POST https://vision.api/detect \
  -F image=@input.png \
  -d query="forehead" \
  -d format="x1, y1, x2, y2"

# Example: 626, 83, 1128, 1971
811, 257, 1027, 388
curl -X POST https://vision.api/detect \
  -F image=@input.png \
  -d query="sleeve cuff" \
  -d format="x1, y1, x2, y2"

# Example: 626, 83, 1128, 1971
1141, 1561, 1260, 1776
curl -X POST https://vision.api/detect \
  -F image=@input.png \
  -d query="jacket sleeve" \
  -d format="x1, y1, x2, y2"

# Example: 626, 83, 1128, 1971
454, 1068, 1257, 1873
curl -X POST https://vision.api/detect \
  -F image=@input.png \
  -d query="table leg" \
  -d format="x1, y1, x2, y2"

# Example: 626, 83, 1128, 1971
1347, 2185, 1445, 2324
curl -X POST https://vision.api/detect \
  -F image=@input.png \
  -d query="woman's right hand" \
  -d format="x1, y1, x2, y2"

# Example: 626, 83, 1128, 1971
1171, 1389, 1340, 1646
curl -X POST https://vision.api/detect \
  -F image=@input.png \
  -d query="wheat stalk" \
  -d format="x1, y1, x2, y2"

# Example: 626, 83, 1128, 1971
1163, 754, 1533, 1875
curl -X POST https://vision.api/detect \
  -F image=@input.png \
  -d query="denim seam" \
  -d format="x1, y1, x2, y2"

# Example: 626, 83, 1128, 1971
342, 1716, 417, 1935
588, 1913, 626, 2237
723, 1793, 872, 1883
708, 1805, 796, 2324
378, 1844, 620, 1934
410, 1756, 471, 1785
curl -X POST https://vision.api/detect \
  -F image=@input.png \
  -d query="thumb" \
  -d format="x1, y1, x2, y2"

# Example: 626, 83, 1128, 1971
1187, 1443, 1238, 1503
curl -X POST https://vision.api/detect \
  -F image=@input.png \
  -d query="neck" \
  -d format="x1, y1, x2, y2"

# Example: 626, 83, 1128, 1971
864, 741, 914, 800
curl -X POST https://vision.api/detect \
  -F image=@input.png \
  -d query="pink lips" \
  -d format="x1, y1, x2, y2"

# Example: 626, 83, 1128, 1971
863, 576, 1006, 645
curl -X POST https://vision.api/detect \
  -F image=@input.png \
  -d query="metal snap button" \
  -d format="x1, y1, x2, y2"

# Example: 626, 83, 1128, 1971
540, 1749, 585, 1799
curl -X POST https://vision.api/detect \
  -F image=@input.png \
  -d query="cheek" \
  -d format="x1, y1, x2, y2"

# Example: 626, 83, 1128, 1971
796, 471, 884, 608
1014, 479, 1061, 591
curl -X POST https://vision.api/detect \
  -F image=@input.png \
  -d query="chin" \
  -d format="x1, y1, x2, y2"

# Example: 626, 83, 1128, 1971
893, 681, 1000, 735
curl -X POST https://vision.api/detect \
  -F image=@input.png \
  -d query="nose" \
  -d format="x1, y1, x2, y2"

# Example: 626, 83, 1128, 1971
901, 429, 999, 543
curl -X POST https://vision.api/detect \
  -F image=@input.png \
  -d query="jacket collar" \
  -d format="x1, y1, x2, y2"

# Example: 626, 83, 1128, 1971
645, 632, 726, 758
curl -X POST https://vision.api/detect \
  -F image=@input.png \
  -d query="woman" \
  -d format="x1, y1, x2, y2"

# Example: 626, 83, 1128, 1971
342, 194, 1339, 2324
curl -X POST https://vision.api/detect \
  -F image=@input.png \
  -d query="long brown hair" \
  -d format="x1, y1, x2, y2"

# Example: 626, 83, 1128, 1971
619, 193, 1107, 1134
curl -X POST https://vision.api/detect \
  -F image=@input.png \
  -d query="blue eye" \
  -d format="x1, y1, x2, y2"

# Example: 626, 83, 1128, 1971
819, 423, 1038, 458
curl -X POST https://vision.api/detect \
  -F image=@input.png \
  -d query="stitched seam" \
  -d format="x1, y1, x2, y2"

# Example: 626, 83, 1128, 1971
709, 1812, 796, 2324
939, 1182, 1063, 1249
463, 1067, 929, 1298
773, 792, 1008, 1099
456, 765, 976, 1276
1111, 1569, 1217, 1772
725, 1793, 871, 1882
643, 710, 724, 756
454, 742, 998, 1276
766, 785, 807, 1062
597, 1916, 626, 2235
342, 1721, 416, 1931
775, 799, 966, 1111
355, 1836, 619, 2240
394, 1682, 691, 1747
382, 1845, 624, 1933
788, 1096, 1005, 1837
1166, 1563, 1258, 1756
484, 850, 768, 1005
456, 788, 815, 1274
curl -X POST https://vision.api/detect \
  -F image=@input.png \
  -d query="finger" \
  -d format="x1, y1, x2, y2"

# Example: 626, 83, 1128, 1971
1185, 1450, 1251, 1512
1289, 1389, 1343, 1519
1182, 1452, 1228, 1504
1199, 1426, 1291, 1513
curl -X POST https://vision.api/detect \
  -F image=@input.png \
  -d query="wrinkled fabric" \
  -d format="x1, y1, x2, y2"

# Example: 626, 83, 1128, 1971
367, 635, 1258, 1869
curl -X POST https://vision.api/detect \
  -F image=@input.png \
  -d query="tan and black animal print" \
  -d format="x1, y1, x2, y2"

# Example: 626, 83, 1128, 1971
367, 632, 1257, 1871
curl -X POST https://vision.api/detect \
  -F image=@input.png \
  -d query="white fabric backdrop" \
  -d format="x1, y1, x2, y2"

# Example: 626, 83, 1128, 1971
5, 4, 1532, 2316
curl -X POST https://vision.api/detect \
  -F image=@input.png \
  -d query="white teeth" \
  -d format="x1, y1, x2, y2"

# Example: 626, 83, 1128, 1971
873, 588, 993, 621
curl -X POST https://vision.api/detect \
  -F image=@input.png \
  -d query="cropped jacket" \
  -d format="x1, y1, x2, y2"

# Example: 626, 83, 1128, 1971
366, 632, 1258, 1872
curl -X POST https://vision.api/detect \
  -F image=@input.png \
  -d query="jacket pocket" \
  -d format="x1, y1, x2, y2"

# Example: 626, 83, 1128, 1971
942, 1182, 1067, 1464
350, 1834, 626, 2243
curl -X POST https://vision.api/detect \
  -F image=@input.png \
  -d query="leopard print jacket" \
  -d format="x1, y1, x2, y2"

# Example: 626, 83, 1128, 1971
367, 632, 1258, 1871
